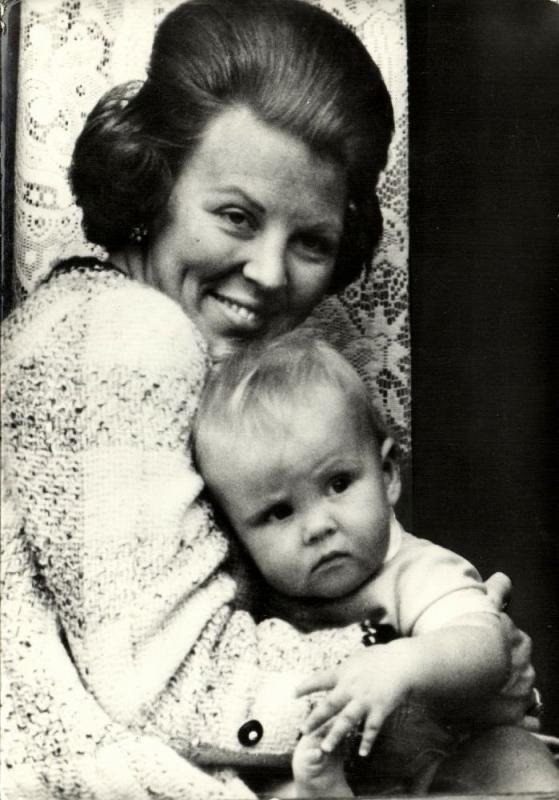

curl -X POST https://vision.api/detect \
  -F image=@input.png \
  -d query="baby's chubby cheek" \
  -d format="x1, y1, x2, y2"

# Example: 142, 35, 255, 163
369, 523, 391, 570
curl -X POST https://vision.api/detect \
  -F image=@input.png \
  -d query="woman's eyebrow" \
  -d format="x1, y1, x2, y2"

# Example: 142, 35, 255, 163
305, 219, 344, 238
210, 186, 265, 213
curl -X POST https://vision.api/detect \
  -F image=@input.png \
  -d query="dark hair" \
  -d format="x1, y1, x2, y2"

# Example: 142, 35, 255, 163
194, 331, 394, 472
70, 0, 394, 292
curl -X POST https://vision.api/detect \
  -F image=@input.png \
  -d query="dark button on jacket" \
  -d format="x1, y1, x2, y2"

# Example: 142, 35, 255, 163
238, 719, 263, 747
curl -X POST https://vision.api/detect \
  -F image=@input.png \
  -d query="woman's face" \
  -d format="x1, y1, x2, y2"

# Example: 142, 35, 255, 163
141, 106, 347, 358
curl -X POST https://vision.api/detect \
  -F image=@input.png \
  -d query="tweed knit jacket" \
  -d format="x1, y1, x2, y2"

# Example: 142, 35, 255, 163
1, 259, 363, 800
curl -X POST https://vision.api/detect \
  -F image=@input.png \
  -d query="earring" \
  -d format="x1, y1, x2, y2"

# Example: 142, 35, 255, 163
129, 224, 148, 244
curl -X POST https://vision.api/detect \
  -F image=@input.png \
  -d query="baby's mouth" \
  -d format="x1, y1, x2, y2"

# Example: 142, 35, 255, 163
312, 551, 350, 573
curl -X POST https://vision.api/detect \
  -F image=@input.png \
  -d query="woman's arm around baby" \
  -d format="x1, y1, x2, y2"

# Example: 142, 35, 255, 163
0, 266, 365, 798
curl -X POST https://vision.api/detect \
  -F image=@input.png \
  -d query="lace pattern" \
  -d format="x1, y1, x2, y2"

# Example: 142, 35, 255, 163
14, 0, 410, 451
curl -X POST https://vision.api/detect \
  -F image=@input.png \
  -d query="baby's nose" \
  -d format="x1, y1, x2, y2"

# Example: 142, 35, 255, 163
302, 505, 337, 545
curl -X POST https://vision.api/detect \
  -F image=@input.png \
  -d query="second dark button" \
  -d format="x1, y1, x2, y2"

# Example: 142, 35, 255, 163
237, 719, 264, 747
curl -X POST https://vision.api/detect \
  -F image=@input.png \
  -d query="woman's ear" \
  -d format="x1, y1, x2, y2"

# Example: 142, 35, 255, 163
380, 437, 401, 507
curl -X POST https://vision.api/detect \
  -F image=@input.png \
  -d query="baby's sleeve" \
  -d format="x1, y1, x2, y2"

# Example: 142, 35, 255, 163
383, 534, 498, 636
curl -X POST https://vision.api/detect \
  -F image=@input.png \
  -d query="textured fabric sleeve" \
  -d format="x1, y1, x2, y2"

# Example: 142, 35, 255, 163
1, 271, 362, 796
1, 479, 255, 800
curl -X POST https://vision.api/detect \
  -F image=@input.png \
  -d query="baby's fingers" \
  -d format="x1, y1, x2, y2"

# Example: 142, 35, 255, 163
300, 690, 345, 735
320, 699, 365, 754
295, 669, 337, 699
357, 711, 383, 757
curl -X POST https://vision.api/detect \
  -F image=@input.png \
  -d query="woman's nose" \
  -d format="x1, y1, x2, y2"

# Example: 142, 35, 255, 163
242, 233, 288, 291
302, 504, 337, 546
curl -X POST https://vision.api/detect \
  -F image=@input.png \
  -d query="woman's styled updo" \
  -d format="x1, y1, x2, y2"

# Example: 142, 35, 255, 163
70, 0, 394, 292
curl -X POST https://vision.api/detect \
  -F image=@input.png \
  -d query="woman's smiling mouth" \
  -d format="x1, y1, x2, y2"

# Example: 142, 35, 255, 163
209, 292, 265, 327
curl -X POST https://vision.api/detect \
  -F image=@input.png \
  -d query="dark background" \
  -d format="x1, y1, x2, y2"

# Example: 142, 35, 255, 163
407, 0, 559, 733
2, 0, 558, 734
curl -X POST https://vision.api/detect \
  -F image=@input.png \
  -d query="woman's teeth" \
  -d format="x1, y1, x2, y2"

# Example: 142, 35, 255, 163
217, 295, 260, 322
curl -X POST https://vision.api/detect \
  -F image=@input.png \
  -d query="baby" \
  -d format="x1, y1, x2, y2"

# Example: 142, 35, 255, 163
193, 332, 534, 796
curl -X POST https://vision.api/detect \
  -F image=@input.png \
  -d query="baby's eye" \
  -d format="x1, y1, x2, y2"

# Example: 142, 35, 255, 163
329, 473, 353, 495
264, 502, 293, 523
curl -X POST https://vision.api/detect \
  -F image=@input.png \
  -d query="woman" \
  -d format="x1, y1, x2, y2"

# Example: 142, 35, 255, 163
1, 1, 542, 797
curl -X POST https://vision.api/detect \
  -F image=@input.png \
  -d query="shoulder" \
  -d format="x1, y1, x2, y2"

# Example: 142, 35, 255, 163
3, 257, 209, 379
388, 530, 481, 580
376, 527, 490, 633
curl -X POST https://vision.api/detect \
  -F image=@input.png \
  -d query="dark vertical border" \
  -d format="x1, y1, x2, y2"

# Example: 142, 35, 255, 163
1, 0, 21, 320
407, 0, 559, 733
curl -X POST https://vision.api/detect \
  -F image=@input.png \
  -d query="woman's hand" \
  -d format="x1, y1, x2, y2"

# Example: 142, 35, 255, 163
470, 572, 538, 728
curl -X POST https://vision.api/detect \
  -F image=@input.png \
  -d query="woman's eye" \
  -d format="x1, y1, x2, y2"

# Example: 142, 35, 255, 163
295, 233, 336, 259
220, 208, 253, 231
264, 503, 293, 523
329, 474, 352, 495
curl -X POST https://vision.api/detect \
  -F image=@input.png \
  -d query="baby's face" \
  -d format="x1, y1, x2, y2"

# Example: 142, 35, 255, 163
202, 388, 400, 599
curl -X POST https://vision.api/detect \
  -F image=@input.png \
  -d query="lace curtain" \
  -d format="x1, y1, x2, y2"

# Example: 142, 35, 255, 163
13, 0, 411, 452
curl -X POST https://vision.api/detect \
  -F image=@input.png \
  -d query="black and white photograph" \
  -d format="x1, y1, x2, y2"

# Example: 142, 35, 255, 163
1, 0, 558, 796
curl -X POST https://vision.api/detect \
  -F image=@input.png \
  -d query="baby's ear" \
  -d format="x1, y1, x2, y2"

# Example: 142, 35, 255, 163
380, 437, 401, 507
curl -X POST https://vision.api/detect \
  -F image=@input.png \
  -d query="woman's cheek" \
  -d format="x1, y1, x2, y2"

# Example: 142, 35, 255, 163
303, 263, 336, 306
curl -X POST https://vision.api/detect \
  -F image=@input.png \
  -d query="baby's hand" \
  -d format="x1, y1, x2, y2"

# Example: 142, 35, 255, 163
296, 641, 413, 757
